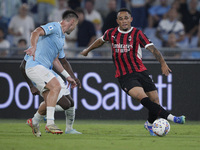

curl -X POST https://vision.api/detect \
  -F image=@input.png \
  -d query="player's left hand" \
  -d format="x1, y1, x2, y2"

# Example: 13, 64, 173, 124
161, 63, 172, 76
66, 76, 77, 89
24, 46, 36, 60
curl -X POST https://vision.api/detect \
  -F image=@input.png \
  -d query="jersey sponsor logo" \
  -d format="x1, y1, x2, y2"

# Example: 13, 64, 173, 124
112, 43, 133, 53
48, 26, 53, 30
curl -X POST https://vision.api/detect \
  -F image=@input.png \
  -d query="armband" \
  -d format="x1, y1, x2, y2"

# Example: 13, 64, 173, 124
61, 70, 70, 78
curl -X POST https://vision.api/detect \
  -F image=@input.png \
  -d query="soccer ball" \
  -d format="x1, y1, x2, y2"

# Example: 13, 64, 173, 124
152, 118, 170, 137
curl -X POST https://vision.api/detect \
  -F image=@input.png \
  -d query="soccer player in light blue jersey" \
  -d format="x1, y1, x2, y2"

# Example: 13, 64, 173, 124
20, 56, 82, 137
24, 10, 79, 135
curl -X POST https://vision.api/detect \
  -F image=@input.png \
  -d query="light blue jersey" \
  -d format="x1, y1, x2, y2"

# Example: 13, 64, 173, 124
25, 22, 66, 69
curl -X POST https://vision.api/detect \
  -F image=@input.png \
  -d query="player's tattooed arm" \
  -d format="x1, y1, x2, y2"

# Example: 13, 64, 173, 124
147, 45, 165, 64
81, 38, 105, 56
147, 45, 172, 76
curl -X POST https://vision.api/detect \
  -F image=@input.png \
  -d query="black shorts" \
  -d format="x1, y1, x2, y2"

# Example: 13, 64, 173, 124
118, 70, 157, 94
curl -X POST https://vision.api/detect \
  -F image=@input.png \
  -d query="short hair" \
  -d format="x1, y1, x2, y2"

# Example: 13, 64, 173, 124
18, 39, 27, 44
117, 8, 131, 16
75, 7, 85, 15
62, 10, 79, 21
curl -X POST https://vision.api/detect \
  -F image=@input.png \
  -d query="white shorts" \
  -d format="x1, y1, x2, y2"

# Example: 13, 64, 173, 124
56, 74, 70, 102
26, 65, 70, 102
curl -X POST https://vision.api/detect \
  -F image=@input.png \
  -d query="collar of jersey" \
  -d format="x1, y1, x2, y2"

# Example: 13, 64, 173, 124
118, 27, 133, 34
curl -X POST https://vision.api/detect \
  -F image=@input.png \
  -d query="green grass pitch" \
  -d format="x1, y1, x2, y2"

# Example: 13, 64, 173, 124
0, 119, 200, 150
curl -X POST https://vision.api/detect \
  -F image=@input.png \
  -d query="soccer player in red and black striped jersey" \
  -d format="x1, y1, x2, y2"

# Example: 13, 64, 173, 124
81, 8, 185, 136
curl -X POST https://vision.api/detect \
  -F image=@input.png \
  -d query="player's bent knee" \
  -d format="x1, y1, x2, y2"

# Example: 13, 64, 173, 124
49, 84, 61, 96
128, 87, 148, 102
46, 77, 61, 92
53, 84, 61, 92
57, 95, 71, 110
65, 95, 74, 107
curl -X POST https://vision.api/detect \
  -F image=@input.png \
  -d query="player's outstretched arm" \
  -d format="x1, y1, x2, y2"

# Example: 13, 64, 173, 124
59, 57, 81, 88
19, 60, 40, 95
147, 45, 172, 76
81, 37, 105, 56
24, 27, 45, 60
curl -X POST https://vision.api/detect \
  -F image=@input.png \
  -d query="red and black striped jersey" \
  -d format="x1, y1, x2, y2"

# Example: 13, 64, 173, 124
102, 27, 153, 78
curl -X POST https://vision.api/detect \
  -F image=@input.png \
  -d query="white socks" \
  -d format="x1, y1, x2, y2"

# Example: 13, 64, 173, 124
32, 111, 44, 125
65, 106, 75, 131
167, 114, 175, 122
55, 105, 64, 111
55, 105, 76, 131
32, 105, 75, 130
46, 106, 55, 125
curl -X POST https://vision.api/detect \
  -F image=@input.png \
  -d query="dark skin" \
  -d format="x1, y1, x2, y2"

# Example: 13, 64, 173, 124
59, 57, 81, 88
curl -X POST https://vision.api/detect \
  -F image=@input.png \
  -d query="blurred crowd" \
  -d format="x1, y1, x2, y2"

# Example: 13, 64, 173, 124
0, 0, 200, 59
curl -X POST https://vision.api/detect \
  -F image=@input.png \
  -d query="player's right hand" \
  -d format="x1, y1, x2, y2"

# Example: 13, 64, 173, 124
24, 46, 36, 60
80, 49, 89, 56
